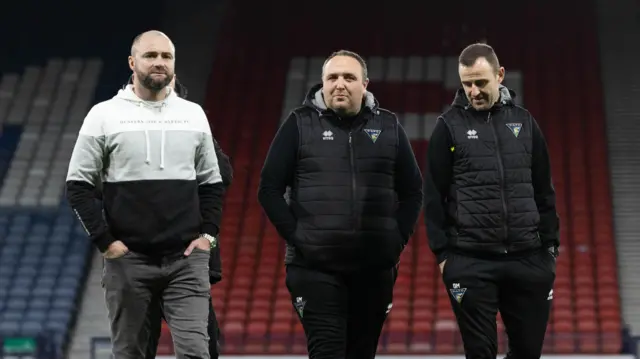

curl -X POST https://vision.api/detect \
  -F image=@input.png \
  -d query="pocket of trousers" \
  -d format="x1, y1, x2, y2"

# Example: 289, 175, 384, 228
542, 250, 557, 277
442, 253, 455, 279
101, 252, 132, 288
105, 251, 133, 261
187, 249, 212, 292
192, 247, 211, 255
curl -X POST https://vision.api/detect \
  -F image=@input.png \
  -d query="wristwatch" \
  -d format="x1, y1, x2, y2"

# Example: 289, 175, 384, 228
201, 233, 217, 249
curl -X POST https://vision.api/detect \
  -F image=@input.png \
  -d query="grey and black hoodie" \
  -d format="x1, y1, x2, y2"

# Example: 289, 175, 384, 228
66, 85, 224, 255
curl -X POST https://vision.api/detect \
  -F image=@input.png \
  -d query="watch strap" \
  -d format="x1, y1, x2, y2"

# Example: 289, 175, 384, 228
201, 233, 217, 248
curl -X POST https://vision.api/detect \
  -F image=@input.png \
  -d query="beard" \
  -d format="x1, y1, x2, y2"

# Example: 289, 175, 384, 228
136, 69, 173, 92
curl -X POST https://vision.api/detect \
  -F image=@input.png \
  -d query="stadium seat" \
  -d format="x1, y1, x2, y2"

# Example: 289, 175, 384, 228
0, 211, 92, 355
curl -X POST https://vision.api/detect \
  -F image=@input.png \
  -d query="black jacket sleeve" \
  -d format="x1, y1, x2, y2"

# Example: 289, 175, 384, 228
394, 123, 424, 243
196, 130, 225, 237
66, 107, 116, 253
67, 181, 115, 252
213, 137, 233, 189
198, 181, 224, 236
209, 245, 223, 284
209, 137, 231, 284
423, 117, 454, 264
257, 113, 299, 243
530, 115, 560, 250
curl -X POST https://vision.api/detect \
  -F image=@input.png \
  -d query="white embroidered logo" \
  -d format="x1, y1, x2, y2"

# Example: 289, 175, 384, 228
322, 130, 334, 140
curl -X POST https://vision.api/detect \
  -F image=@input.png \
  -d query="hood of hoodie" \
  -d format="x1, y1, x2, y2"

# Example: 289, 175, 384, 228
452, 84, 516, 110
113, 85, 178, 169
115, 84, 177, 107
302, 83, 380, 115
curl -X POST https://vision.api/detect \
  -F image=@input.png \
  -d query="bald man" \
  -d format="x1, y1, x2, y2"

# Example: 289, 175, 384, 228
67, 30, 223, 359
145, 75, 230, 359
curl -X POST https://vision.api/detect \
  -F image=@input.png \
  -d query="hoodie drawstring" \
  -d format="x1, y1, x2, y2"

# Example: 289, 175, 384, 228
125, 87, 172, 170
140, 102, 152, 165
141, 102, 165, 170
160, 128, 165, 169
159, 103, 167, 169
144, 128, 151, 164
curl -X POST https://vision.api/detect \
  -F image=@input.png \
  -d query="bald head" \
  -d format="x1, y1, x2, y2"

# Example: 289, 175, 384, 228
128, 30, 176, 96
131, 30, 175, 56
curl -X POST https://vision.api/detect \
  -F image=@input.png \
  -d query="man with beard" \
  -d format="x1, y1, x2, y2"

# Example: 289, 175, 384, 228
424, 43, 559, 359
143, 75, 231, 359
258, 50, 423, 358
66, 30, 223, 359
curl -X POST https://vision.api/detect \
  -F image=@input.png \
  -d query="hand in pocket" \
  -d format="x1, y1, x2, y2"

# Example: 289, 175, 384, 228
103, 240, 129, 259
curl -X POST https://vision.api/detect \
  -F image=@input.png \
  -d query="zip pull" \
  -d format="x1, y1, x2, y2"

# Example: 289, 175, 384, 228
486, 112, 492, 123
349, 132, 352, 144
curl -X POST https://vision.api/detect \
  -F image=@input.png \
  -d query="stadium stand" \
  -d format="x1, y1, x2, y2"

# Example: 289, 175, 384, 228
152, 0, 623, 356
0, 59, 102, 358
0, 0, 630, 358
595, 0, 640, 339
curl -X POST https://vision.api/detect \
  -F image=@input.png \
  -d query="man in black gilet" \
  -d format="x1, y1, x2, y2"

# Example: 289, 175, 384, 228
424, 43, 560, 359
258, 50, 423, 359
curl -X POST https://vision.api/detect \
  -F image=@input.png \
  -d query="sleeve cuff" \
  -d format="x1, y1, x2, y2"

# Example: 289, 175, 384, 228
209, 271, 222, 284
93, 231, 117, 253
436, 251, 449, 264
281, 229, 297, 245
208, 244, 222, 284
541, 238, 560, 254
201, 224, 219, 237
397, 225, 411, 245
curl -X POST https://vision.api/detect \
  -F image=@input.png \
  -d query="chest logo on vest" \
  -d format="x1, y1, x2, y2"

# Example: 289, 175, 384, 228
506, 123, 523, 138
322, 130, 334, 140
466, 129, 478, 139
364, 128, 382, 143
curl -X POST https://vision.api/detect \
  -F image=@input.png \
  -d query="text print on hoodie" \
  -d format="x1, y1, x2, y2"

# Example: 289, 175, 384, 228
66, 85, 224, 256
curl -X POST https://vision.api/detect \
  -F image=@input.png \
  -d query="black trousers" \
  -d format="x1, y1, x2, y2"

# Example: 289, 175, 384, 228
442, 249, 556, 359
144, 294, 221, 359
285, 265, 397, 359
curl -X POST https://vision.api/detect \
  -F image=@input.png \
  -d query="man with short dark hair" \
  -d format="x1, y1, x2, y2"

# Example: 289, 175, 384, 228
258, 49, 423, 359
458, 42, 501, 80
424, 42, 559, 359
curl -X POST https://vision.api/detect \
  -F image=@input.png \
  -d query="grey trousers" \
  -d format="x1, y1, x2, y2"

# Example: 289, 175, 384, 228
102, 248, 211, 359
